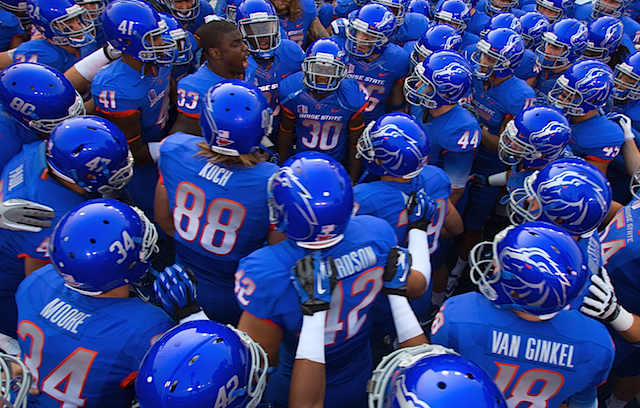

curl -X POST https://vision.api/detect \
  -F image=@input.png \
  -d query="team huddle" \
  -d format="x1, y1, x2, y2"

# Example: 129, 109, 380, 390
0, 0, 639, 405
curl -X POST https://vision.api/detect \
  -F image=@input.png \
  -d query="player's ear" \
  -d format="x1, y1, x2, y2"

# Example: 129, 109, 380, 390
208, 47, 221, 60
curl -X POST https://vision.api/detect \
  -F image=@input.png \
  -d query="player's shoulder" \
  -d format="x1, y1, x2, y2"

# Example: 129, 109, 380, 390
549, 310, 615, 349
336, 77, 368, 111
417, 165, 452, 193
300, 0, 318, 15
577, 115, 624, 144
0, 9, 21, 28
177, 64, 217, 91
277, 38, 305, 63
3, 140, 45, 180
92, 60, 142, 94
380, 43, 411, 72
14, 39, 62, 64
439, 291, 495, 323
502, 76, 536, 107
159, 132, 201, 155
345, 214, 397, 245
279, 71, 306, 100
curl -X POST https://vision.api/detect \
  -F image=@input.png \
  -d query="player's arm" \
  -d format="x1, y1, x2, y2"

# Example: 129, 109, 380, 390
96, 112, 155, 164
154, 179, 174, 237
170, 112, 201, 136
405, 193, 436, 297
442, 150, 475, 206
388, 80, 405, 113
267, 228, 288, 245
278, 107, 296, 161
64, 45, 122, 92
566, 388, 598, 408
307, 17, 330, 43
526, 75, 537, 87
481, 115, 512, 153
24, 257, 49, 277
238, 311, 284, 367
440, 200, 463, 239
8, 35, 25, 49
584, 157, 610, 175
348, 111, 365, 184
0, 50, 14, 70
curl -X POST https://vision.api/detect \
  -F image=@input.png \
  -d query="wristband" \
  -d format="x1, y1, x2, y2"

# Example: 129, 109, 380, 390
74, 47, 112, 81
178, 309, 209, 324
388, 295, 423, 343
611, 306, 635, 332
295, 310, 327, 364
487, 171, 508, 187
148, 142, 161, 163
408, 229, 431, 288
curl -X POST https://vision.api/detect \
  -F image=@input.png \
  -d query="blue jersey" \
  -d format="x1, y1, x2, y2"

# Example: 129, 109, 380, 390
279, 0, 317, 47
534, 67, 565, 102
176, 61, 257, 119
514, 49, 537, 80
461, 30, 482, 50
0, 142, 84, 338
0, 108, 41, 174
236, 215, 397, 408
392, 13, 430, 45
569, 113, 624, 162
159, 132, 278, 285
0, 10, 24, 51
16, 265, 173, 408
411, 104, 481, 190
92, 59, 172, 143
12, 39, 96, 72
605, 98, 640, 133
431, 292, 615, 408
354, 166, 452, 250
334, 0, 358, 18
318, 1, 334, 27
183, 0, 215, 34
337, 37, 410, 123
280, 72, 368, 161
573, 4, 640, 39
466, 8, 491, 36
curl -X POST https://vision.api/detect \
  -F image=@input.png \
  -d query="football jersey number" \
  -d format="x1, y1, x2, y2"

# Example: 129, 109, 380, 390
494, 362, 564, 408
173, 182, 246, 255
325, 267, 384, 345
456, 130, 480, 150
300, 120, 343, 151
600, 209, 626, 266
18, 321, 97, 407
13, 54, 38, 63
176, 89, 199, 111
358, 83, 385, 113
427, 198, 446, 255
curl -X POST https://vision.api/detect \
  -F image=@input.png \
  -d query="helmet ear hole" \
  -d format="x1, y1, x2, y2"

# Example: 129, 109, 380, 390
437, 381, 446, 389
170, 380, 178, 392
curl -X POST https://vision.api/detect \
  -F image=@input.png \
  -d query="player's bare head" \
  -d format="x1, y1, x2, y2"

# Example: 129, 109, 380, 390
198, 20, 249, 75
268, 0, 301, 19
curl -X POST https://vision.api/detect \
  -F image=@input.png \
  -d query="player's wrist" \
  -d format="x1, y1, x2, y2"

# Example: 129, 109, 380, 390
296, 311, 327, 364
609, 305, 635, 332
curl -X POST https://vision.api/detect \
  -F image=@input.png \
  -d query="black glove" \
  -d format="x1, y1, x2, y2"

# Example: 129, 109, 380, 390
383, 247, 412, 296
289, 252, 337, 315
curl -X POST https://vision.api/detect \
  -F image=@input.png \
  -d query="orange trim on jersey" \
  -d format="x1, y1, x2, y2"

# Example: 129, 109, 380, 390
40, 168, 49, 180
269, 223, 277, 231
394, 76, 407, 85
445, 201, 453, 216
585, 155, 612, 163
17, 254, 49, 263
246, 311, 280, 328
281, 105, 295, 118
177, 109, 201, 120
95, 107, 140, 118
127, 134, 142, 144
157, 167, 164, 185
350, 103, 368, 120
119, 372, 137, 389
348, 122, 364, 131
280, 124, 294, 133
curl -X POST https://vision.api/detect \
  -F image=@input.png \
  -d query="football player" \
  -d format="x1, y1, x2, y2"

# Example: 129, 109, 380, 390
519, 11, 549, 52
431, 221, 616, 408
0, 0, 96, 72
0, 62, 85, 173
278, 37, 368, 181
155, 80, 279, 325
15, 199, 174, 407
433, 0, 481, 49
270, 0, 329, 48
92, 0, 176, 218
235, 152, 427, 407
0, 0, 29, 51
581, 16, 627, 68
148, 0, 215, 34
160, 12, 199, 82
520, 0, 571, 24
548, 59, 624, 175
171, 19, 255, 136
371, 0, 431, 45
404, 23, 463, 71
0, 116, 133, 354
572, 0, 640, 41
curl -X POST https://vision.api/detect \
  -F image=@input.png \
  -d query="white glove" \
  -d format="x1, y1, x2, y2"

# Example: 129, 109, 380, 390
0, 199, 55, 233
581, 268, 634, 332
618, 114, 635, 142
103, 43, 122, 61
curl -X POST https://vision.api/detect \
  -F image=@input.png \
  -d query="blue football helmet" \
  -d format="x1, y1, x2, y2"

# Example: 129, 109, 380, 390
470, 221, 587, 317
631, 162, 640, 200
548, 59, 613, 116
27, 0, 95, 47
471, 28, 525, 80
613, 51, 640, 101
268, 152, 353, 249
519, 11, 549, 50
509, 158, 612, 235
535, 18, 588, 69
485, 0, 518, 17
75, 0, 106, 22
102, 0, 177, 65
236, 0, 281, 60
369, 344, 508, 408
0, 0, 29, 28
226, 0, 242, 21
356, 112, 430, 178
1, 352, 31, 408
592, 0, 629, 18
434, 0, 472, 33
50, 198, 159, 294
0, 63, 85, 134
410, 24, 462, 69
405, 49, 472, 108
408, 0, 432, 19
46, 116, 134, 194
535, 0, 572, 23
582, 16, 623, 63
346, 3, 397, 58
136, 320, 268, 408
201, 80, 272, 156
480, 12, 522, 38
371, 0, 410, 26
158, 0, 201, 23
498, 106, 571, 168
159, 13, 194, 66
303, 38, 348, 92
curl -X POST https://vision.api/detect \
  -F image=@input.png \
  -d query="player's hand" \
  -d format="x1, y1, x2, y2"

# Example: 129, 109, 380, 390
383, 247, 411, 296
0, 199, 55, 233
407, 190, 436, 231
102, 43, 122, 61
153, 263, 201, 321
330, 18, 348, 37
608, 113, 635, 141
468, 173, 489, 188
289, 252, 337, 316
581, 267, 620, 322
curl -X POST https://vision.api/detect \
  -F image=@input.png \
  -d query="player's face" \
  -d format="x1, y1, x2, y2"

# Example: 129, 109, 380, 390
490, 0, 512, 11
174, 0, 195, 10
354, 29, 377, 54
543, 41, 565, 58
412, 78, 434, 97
269, 0, 290, 14
597, 0, 621, 14
245, 21, 278, 50
55, 16, 89, 41
311, 61, 336, 85
615, 72, 635, 94
478, 52, 498, 74
438, 18, 462, 31
219, 29, 250, 74
536, 4, 560, 21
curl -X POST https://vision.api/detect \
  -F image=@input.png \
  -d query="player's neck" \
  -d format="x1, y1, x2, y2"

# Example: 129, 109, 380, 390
122, 54, 154, 76
95, 285, 131, 298
550, 64, 570, 75
49, 172, 87, 196
429, 104, 455, 118
311, 90, 331, 100
49, 39, 77, 55
512, 309, 544, 321
487, 74, 510, 88
380, 175, 410, 183
569, 109, 598, 124
206, 60, 242, 80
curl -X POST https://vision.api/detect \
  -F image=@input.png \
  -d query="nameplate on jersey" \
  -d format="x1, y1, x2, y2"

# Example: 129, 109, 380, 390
487, 328, 577, 370
198, 162, 233, 188
8, 164, 24, 192
331, 245, 377, 280
39, 297, 91, 339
